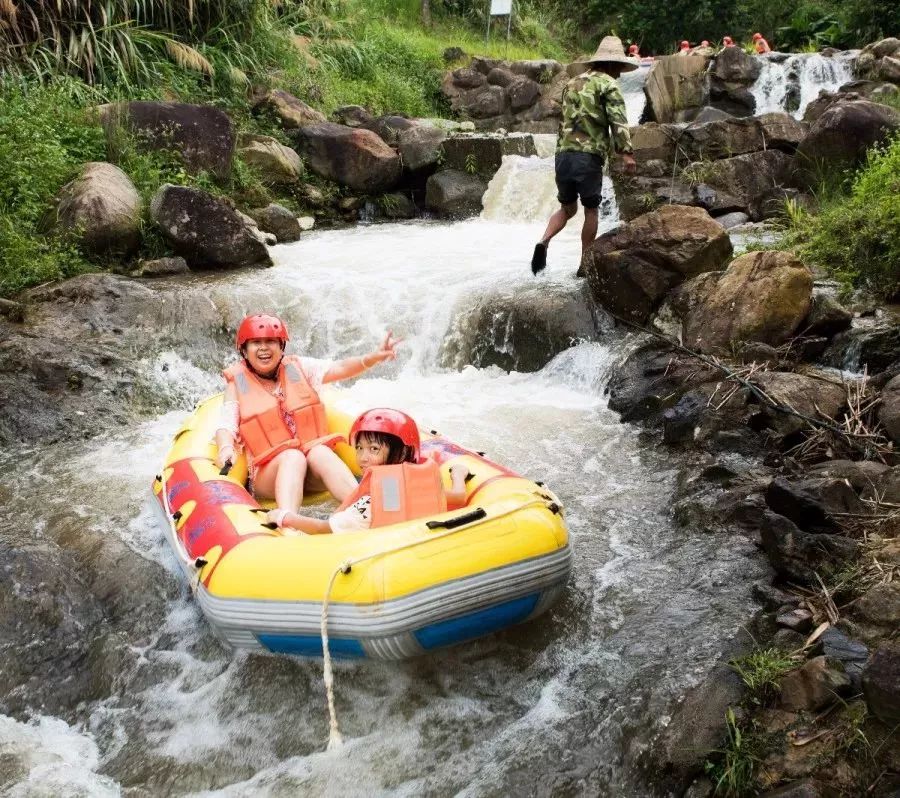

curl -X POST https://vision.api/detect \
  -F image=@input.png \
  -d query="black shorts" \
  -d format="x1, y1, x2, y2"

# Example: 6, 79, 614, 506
555, 151, 605, 209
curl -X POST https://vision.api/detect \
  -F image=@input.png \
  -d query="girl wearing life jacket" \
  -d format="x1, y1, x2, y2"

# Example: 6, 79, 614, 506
752, 33, 772, 54
276, 408, 470, 535
214, 314, 402, 527
722, 36, 735, 48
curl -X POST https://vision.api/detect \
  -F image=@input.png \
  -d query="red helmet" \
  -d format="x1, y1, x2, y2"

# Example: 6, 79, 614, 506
349, 408, 420, 461
723, 35, 734, 45
752, 32, 763, 40
235, 314, 289, 351
680, 40, 690, 48
628, 44, 639, 54
701, 40, 710, 46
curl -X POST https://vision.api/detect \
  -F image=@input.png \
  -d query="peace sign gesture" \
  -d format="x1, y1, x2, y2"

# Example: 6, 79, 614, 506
362, 330, 404, 369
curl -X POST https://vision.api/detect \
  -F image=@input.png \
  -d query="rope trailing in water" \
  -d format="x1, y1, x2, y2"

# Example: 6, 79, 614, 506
317, 495, 556, 750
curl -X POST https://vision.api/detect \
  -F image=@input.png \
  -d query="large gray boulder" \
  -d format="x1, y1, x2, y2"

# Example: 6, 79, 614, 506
252, 89, 326, 130
247, 203, 301, 244
99, 101, 235, 180
150, 184, 272, 269
440, 133, 537, 177
397, 126, 448, 174
425, 170, 486, 218
237, 134, 304, 185
50, 162, 141, 255
292, 122, 401, 193
643, 54, 710, 122
711, 46, 763, 84
681, 113, 806, 161
683, 251, 813, 353
796, 100, 900, 179
581, 205, 733, 323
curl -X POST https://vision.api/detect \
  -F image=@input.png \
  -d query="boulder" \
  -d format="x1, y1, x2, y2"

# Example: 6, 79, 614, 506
366, 114, 415, 146
815, 628, 868, 690
746, 370, 847, 437
397, 126, 447, 174
247, 203, 301, 243
0, 298, 25, 322
765, 477, 863, 534
683, 251, 812, 353
253, 89, 326, 130
802, 290, 852, 337
688, 150, 798, 220
712, 46, 763, 84
879, 55, 900, 82
879, 374, 900, 445
509, 59, 563, 82
150, 184, 273, 269
292, 123, 401, 193
806, 459, 890, 492
508, 76, 541, 112
714, 211, 750, 229
99, 101, 235, 180
440, 134, 536, 177
862, 641, 900, 724
796, 100, 900, 178
643, 55, 710, 123
439, 282, 599, 372
455, 85, 507, 119
680, 113, 805, 161
50, 162, 141, 255
581, 204, 732, 323
378, 192, 416, 220
451, 67, 486, 89
425, 170, 487, 218
855, 581, 900, 631
487, 67, 515, 87
778, 656, 851, 711
759, 511, 858, 585
237, 134, 304, 185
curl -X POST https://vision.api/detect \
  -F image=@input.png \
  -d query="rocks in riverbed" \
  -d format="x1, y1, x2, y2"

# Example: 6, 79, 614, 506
237, 134, 304, 185
746, 371, 846, 437
778, 656, 851, 711
862, 641, 900, 724
425, 169, 487, 218
247, 203, 302, 243
764, 477, 862, 535
759, 511, 858, 585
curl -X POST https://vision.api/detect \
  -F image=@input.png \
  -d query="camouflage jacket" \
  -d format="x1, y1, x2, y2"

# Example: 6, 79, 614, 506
557, 70, 633, 157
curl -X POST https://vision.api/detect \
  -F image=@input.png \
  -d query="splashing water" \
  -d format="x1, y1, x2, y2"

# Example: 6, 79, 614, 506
751, 52, 856, 118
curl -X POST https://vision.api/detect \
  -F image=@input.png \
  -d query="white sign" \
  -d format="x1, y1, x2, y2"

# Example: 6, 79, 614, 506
490, 0, 512, 15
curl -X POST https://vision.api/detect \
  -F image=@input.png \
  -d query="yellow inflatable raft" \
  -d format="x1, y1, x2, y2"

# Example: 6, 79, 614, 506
152, 394, 572, 659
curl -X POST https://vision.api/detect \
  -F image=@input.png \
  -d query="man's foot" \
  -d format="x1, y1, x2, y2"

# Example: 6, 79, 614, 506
531, 242, 547, 275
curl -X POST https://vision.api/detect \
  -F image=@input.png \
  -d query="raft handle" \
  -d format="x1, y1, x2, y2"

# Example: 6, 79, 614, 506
194, 557, 207, 569
219, 461, 233, 477
535, 481, 545, 487
464, 472, 475, 483
172, 510, 182, 522
426, 507, 487, 530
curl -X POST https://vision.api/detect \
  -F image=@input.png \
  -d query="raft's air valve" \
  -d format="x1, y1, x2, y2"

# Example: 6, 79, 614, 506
172, 510, 182, 522
194, 557, 207, 569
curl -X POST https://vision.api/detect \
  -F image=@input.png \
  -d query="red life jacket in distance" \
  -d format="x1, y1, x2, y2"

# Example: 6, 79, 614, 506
223, 356, 340, 467
338, 460, 447, 528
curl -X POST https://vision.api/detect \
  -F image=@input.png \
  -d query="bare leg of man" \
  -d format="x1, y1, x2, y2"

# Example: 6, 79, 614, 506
254, 448, 308, 512
305, 445, 358, 503
581, 207, 599, 255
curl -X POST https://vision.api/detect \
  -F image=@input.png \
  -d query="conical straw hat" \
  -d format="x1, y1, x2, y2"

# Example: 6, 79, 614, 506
578, 35, 639, 71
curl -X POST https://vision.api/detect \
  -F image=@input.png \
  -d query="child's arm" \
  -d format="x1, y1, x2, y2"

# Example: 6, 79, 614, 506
214, 383, 239, 468
445, 464, 471, 507
280, 512, 332, 534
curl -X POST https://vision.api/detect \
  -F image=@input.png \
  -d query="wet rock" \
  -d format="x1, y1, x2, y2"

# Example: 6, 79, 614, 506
378, 192, 416, 220
779, 656, 851, 711
508, 76, 541, 112
100, 100, 235, 179
776, 607, 813, 633
237, 134, 304, 185
879, 375, 900, 445
753, 582, 801, 611
134, 256, 189, 277
662, 393, 705, 444
424, 170, 487, 218
714, 211, 750, 229
746, 371, 847, 438
293, 122, 401, 193
825, 315, 900, 374
439, 281, 599, 372
582, 205, 733, 324
712, 46, 762, 84
759, 511, 858, 585
150, 184, 273, 269
247, 203, 301, 243
802, 291, 852, 338
49, 162, 142, 256
862, 641, 900, 724
765, 477, 863, 534
253, 89, 327, 130
683, 251, 812, 353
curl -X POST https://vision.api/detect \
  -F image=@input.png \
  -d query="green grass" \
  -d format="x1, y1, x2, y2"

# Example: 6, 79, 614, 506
784, 134, 900, 301
729, 647, 798, 705
704, 708, 759, 797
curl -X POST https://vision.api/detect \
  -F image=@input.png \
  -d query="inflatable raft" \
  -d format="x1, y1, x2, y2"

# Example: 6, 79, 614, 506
152, 394, 572, 660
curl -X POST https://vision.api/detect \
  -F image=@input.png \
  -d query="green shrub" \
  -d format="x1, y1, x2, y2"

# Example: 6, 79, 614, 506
789, 135, 900, 301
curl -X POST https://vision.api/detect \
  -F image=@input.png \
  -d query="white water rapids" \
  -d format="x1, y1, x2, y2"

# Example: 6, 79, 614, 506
750, 51, 856, 118
0, 152, 770, 796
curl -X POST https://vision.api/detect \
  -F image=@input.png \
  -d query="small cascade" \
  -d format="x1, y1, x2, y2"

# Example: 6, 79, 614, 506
619, 66, 649, 125
751, 52, 855, 118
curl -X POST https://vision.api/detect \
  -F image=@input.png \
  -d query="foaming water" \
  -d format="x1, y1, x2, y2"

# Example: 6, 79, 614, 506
751, 52, 855, 118
0, 216, 766, 796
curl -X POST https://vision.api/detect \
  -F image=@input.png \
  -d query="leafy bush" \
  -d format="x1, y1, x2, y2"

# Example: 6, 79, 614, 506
789, 135, 900, 301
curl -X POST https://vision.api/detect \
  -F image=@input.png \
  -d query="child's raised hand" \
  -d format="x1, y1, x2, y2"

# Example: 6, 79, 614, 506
370, 330, 404, 364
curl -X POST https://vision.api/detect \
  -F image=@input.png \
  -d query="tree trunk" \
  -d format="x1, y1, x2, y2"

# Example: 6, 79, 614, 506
421, 0, 432, 27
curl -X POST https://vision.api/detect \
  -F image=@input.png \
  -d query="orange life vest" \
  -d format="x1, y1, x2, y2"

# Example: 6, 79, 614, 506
223, 356, 341, 467
338, 460, 447, 528
755, 37, 771, 53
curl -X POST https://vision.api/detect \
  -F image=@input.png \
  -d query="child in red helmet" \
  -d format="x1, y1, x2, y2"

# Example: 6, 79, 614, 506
722, 35, 735, 47
215, 314, 403, 528
752, 32, 771, 53
677, 40, 691, 55
277, 408, 470, 534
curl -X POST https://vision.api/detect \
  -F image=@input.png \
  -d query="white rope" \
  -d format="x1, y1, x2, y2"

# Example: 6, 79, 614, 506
317, 496, 556, 749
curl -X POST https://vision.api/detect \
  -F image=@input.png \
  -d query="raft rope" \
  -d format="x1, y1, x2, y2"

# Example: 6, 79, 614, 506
317, 494, 559, 750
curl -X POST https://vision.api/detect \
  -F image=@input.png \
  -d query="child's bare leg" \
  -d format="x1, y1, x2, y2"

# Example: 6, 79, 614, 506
253, 448, 308, 512
305, 445, 358, 502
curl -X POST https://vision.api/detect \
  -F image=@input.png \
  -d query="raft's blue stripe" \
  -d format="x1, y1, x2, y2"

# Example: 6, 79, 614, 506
257, 634, 365, 658
414, 593, 540, 650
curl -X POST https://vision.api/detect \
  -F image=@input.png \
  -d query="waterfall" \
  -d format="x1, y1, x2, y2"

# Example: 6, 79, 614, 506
751, 52, 856, 118
619, 65, 650, 125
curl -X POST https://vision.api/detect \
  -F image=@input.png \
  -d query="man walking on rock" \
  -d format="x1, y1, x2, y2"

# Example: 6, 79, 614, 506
531, 36, 637, 275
